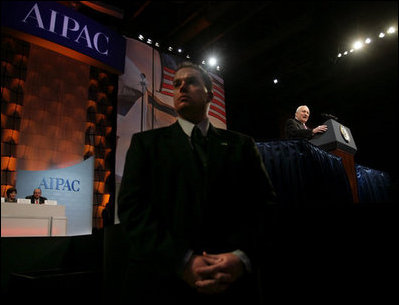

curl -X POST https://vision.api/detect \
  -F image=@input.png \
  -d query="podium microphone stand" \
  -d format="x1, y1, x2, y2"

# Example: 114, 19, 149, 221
309, 119, 359, 203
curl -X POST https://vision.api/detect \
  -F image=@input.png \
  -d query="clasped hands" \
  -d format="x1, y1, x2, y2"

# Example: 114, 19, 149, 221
182, 251, 244, 295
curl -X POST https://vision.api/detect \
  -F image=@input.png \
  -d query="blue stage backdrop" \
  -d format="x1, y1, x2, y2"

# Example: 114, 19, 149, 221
16, 157, 94, 236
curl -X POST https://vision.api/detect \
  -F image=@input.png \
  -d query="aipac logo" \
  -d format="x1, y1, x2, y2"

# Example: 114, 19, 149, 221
38, 177, 80, 192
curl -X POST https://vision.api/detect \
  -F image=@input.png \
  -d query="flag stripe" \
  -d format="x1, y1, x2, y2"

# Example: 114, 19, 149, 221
213, 84, 225, 96
210, 104, 226, 116
212, 98, 225, 109
160, 90, 174, 97
163, 66, 175, 74
209, 111, 226, 124
162, 83, 174, 90
163, 73, 174, 81
213, 91, 225, 102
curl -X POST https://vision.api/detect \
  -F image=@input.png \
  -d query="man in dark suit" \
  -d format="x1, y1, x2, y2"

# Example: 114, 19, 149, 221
285, 105, 327, 139
118, 62, 276, 304
26, 188, 47, 204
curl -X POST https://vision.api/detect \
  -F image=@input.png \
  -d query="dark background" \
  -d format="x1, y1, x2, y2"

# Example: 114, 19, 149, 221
76, 1, 398, 180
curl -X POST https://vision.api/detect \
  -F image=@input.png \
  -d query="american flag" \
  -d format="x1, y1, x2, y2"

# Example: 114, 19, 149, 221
208, 72, 226, 125
160, 55, 226, 125
160, 65, 175, 97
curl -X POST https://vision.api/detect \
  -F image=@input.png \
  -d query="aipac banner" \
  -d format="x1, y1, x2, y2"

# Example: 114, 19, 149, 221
1, 1, 125, 73
16, 157, 94, 236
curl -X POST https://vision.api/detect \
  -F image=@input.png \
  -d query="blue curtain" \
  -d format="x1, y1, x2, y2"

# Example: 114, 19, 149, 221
356, 164, 391, 203
256, 140, 353, 207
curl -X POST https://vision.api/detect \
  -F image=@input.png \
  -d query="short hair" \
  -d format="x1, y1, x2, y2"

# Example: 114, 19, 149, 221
6, 187, 17, 197
175, 61, 213, 97
295, 105, 309, 114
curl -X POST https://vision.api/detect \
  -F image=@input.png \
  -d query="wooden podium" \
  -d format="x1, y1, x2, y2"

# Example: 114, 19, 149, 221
309, 119, 359, 203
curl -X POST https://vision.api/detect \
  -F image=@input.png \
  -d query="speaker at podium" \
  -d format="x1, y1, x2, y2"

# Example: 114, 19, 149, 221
309, 118, 357, 154
309, 118, 359, 203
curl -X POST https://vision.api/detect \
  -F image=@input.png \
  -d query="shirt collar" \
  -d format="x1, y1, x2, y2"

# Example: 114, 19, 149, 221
294, 118, 305, 125
177, 117, 210, 137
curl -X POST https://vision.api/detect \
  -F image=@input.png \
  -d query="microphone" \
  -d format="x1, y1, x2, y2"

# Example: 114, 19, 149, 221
321, 113, 338, 121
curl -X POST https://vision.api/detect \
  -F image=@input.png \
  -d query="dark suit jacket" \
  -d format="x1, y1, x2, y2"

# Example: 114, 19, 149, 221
118, 121, 276, 304
25, 195, 47, 204
285, 118, 313, 139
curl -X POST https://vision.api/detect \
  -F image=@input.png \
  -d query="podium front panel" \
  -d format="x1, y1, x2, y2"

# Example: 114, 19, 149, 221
1, 203, 67, 237
1, 216, 51, 236
309, 119, 357, 154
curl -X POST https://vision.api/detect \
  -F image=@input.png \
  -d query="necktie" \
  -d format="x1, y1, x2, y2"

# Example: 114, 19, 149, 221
191, 125, 208, 168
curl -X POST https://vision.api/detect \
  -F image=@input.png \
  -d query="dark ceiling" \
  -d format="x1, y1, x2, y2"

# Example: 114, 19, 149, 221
76, 1, 398, 178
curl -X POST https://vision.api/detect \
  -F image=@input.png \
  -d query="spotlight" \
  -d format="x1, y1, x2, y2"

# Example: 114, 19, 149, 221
343, 51, 348, 55
138, 34, 144, 41
387, 26, 396, 34
208, 57, 217, 66
186, 55, 190, 59
178, 48, 182, 53
350, 48, 354, 53
146, 38, 152, 45
379, 32, 385, 38
337, 53, 342, 57
201, 60, 206, 65
168, 46, 173, 51
155, 42, 160, 47
364, 38, 371, 44
353, 40, 363, 50
273, 79, 278, 84
216, 66, 220, 71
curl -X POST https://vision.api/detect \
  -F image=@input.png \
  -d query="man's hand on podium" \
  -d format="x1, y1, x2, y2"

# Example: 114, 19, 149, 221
312, 125, 328, 135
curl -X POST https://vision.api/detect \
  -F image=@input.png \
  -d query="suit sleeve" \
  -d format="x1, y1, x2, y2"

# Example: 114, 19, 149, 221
117, 133, 189, 276
285, 119, 313, 139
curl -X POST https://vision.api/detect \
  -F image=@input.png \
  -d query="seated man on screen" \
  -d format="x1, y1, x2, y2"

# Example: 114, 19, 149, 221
26, 188, 47, 204
285, 105, 327, 139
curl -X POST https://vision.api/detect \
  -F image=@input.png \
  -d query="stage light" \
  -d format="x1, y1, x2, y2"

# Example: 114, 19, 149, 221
155, 42, 160, 47
146, 39, 152, 45
186, 55, 190, 59
178, 48, 182, 53
335, 24, 396, 64
138, 34, 144, 41
168, 46, 173, 51
208, 57, 217, 66
202, 60, 206, 65
273, 79, 278, 84
216, 66, 220, 71
353, 40, 363, 50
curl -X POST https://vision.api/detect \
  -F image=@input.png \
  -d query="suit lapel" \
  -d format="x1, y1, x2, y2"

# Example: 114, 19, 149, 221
206, 124, 230, 169
295, 119, 304, 130
163, 121, 197, 167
